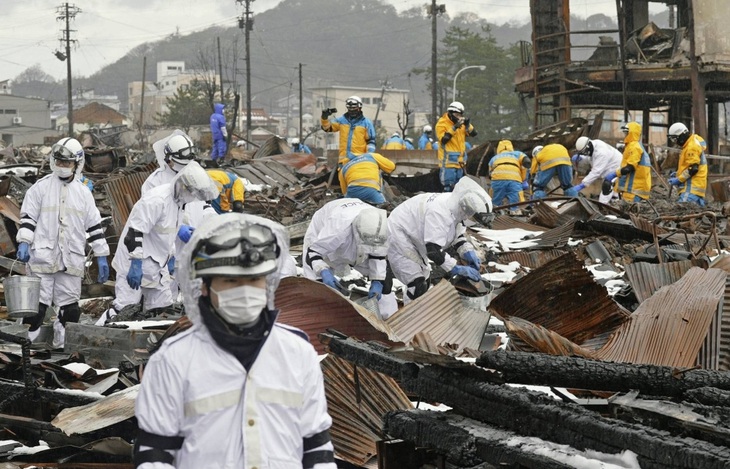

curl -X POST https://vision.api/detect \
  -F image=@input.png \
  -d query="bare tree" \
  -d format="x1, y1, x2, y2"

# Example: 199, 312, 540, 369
396, 98, 413, 137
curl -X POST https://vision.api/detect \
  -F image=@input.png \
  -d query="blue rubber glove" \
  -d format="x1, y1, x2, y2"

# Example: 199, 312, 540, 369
167, 256, 175, 275
668, 177, 681, 186
368, 280, 383, 300
571, 154, 582, 164
669, 171, 677, 178
127, 259, 143, 290
320, 269, 338, 290
522, 181, 529, 190
80, 176, 94, 192
450, 265, 482, 282
605, 173, 618, 183
463, 251, 481, 270
177, 225, 194, 243
96, 256, 109, 283
17, 242, 30, 262
573, 182, 586, 192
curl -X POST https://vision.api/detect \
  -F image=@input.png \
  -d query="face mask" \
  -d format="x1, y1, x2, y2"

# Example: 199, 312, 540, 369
171, 161, 187, 173
55, 167, 74, 179
211, 285, 267, 325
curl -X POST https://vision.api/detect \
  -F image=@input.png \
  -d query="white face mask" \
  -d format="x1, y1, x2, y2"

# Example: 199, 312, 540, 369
55, 167, 74, 179
211, 285, 267, 325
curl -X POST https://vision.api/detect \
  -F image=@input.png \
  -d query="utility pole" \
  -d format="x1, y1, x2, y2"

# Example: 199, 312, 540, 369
217, 36, 224, 99
299, 63, 304, 141
428, 1, 445, 123
56, 2, 80, 137
373, 78, 389, 127
237, 0, 254, 148
139, 56, 146, 145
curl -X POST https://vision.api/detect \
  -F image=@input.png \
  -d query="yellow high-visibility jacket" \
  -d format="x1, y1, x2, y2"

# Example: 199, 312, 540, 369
207, 169, 245, 213
677, 134, 707, 198
338, 152, 395, 194
435, 113, 475, 169
616, 122, 651, 200
530, 143, 571, 175
489, 140, 528, 183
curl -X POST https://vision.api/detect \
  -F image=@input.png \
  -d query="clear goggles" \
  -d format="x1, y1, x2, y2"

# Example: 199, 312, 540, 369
165, 143, 197, 161
193, 224, 279, 270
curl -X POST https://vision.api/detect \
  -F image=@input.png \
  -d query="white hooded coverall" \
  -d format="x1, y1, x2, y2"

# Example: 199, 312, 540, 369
580, 139, 623, 203
134, 214, 337, 469
17, 174, 109, 307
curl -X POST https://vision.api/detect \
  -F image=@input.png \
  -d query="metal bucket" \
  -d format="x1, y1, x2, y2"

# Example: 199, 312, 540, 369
3, 261, 41, 318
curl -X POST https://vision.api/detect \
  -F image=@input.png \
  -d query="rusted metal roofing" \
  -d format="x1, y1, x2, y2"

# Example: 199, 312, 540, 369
522, 222, 575, 250
503, 316, 595, 357
322, 354, 412, 467
624, 260, 694, 303
231, 160, 301, 188
489, 252, 630, 347
710, 255, 730, 371
384, 280, 490, 352
101, 169, 153, 235
495, 249, 568, 270
529, 200, 576, 228
275, 277, 390, 354
594, 267, 727, 368
52, 384, 138, 435
490, 215, 545, 232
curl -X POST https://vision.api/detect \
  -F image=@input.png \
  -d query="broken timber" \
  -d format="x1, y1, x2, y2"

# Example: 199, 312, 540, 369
476, 350, 730, 399
320, 333, 730, 469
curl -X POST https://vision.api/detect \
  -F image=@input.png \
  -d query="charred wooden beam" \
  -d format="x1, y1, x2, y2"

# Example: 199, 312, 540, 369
684, 387, 730, 407
477, 350, 730, 399
322, 333, 730, 469
384, 409, 570, 469
0, 379, 101, 409
319, 334, 421, 382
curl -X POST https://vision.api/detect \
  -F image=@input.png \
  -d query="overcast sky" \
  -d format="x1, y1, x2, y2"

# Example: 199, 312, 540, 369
0, 0, 667, 81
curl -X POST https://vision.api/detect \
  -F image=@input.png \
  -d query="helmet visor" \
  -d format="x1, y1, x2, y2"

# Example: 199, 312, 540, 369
193, 224, 279, 275
166, 142, 197, 162
50, 143, 78, 161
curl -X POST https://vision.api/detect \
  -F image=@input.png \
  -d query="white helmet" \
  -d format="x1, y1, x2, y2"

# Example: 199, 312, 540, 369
391, 132, 400, 138
449, 177, 493, 224
345, 96, 363, 110
291, 137, 300, 145
447, 101, 465, 113
50, 137, 84, 179
164, 134, 196, 167
353, 207, 389, 264
668, 122, 690, 146
423, 125, 432, 133
173, 161, 219, 206
575, 136, 593, 155
532, 145, 544, 157
191, 219, 280, 279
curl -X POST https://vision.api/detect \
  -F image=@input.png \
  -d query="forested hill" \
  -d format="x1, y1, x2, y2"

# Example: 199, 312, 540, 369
14, 0, 533, 111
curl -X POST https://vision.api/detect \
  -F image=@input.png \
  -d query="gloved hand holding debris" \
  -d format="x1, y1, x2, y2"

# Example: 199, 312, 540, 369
572, 183, 586, 193
668, 177, 681, 186
450, 265, 482, 282
127, 259, 143, 290
463, 251, 481, 270
96, 256, 109, 283
17, 242, 30, 262
368, 281, 383, 300
522, 180, 530, 191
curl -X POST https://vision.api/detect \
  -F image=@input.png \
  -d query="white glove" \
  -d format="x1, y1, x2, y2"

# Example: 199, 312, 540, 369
221, 126, 228, 137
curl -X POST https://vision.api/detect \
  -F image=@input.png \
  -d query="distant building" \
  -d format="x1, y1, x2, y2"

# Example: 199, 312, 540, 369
128, 61, 221, 127
309, 85, 410, 150
239, 108, 280, 146
64, 102, 132, 134
0, 95, 58, 146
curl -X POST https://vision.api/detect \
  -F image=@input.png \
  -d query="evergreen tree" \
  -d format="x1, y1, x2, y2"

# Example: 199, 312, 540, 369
156, 80, 211, 132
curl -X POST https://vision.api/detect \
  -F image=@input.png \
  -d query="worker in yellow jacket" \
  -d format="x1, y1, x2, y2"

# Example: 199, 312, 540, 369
667, 122, 707, 207
530, 143, 577, 199
206, 169, 245, 214
602, 122, 651, 201
321, 96, 376, 160
339, 152, 395, 205
435, 101, 477, 192
488, 140, 530, 213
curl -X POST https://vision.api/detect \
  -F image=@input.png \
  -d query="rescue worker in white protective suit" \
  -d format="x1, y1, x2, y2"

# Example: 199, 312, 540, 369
110, 161, 219, 316
570, 136, 623, 203
387, 176, 493, 301
134, 213, 336, 469
16, 137, 110, 346
129, 131, 217, 312
302, 198, 394, 314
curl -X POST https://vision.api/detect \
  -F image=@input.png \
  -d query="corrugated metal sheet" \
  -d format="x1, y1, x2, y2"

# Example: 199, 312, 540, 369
529, 200, 575, 228
496, 249, 568, 270
52, 384, 137, 435
322, 354, 412, 467
504, 316, 595, 357
595, 267, 727, 368
489, 252, 630, 347
102, 169, 153, 235
523, 222, 575, 250
710, 255, 730, 371
384, 280, 490, 352
232, 160, 301, 188
490, 215, 545, 232
625, 260, 694, 303
275, 277, 390, 354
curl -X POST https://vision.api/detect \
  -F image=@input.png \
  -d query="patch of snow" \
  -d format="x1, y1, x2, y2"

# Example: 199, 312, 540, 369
472, 228, 544, 252
108, 320, 175, 330
504, 436, 641, 469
